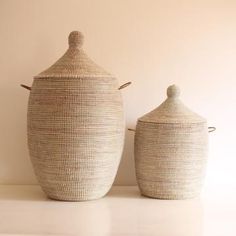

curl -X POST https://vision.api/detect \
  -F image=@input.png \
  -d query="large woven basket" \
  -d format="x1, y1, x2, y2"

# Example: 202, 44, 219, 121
134, 85, 215, 199
22, 31, 130, 201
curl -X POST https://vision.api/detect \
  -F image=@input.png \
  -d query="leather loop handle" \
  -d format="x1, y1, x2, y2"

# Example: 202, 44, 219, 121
21, 84, 31, 91
128, 128, 136, 132
118, 82, 131, 90
208, 127, 216, 133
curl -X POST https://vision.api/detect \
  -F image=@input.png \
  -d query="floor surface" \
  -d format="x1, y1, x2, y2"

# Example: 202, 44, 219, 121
0, 185, 235, 236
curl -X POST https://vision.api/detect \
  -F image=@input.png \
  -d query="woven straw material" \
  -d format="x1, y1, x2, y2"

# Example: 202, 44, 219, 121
134, 85, 208, 200
27, 31, 125, 201
36, 31, 111, 79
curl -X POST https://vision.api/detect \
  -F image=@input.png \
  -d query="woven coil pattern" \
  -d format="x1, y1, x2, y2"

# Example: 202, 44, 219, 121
27, 31, 125, 201
28, 78, 124, 201
134, 85, 208, 200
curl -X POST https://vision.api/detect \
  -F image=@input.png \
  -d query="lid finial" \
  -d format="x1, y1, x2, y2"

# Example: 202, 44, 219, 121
68, 31, 84, 48
167, 84, 180, 98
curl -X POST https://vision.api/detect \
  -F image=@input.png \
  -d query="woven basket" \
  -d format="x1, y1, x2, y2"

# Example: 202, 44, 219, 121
21, 31, 130, 201
133, 85, 215, 199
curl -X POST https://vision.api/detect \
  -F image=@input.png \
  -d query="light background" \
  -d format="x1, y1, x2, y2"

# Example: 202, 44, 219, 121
0, 0, 235, 190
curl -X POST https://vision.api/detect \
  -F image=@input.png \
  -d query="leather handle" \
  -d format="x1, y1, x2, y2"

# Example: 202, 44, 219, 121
21, 84, 31, 91
118, 82, 132, 90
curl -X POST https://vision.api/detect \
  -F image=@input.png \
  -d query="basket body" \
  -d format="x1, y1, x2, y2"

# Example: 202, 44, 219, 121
28, 77, 124, 201
134, 85, 209, 199
135, 121, 208, 199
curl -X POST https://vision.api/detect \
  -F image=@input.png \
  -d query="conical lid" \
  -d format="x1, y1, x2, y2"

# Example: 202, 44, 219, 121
139, 85, 206, 124
35, 31, 112, 78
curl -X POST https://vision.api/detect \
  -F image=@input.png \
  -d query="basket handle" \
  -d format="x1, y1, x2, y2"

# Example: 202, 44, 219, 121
118, 82, 131, 90
128, 128, 136, 132
21, 84, 31, 91
21, 82, 131, 91
21, 82, 133, 91
208, 127, 216, 133
129, 127, 216, 133
130, 127, 216, 133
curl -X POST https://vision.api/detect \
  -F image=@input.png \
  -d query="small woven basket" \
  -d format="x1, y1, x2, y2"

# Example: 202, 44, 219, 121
134, 85, 215, 199
22, 31, 130, 201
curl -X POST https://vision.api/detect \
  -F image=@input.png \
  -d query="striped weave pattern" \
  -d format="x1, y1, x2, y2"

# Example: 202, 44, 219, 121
27, 31, 125, 201
134, 85, 208, 199
28, 77, 124, 201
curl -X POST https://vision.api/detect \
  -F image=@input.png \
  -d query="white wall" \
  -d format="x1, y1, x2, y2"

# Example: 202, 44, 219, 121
0, 0, 235, 189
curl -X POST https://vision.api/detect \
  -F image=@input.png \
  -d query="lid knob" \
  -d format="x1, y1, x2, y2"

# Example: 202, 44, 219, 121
68, 31, 84, 49
167, 84, 180, 98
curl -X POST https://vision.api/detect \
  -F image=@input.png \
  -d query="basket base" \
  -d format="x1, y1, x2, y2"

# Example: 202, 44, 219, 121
46, 193, 106, 202
137, 179, 202, 200
39, 184, 111, 202
140, 191, 199, 200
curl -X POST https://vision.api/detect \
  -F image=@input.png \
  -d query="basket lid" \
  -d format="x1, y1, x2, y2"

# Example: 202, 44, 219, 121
139, 85, 206, 124
35, 31, 112, 78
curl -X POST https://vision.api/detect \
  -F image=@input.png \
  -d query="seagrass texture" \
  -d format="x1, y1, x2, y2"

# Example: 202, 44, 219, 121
134, 85, 208, 199
27, 31, 125, 201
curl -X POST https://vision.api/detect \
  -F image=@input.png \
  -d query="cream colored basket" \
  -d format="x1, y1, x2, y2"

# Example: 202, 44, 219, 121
21, 31, 130, 201
132, 85, 215, 200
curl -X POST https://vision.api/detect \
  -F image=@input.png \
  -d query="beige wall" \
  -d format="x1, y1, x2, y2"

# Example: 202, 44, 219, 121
0, 0, 235, 187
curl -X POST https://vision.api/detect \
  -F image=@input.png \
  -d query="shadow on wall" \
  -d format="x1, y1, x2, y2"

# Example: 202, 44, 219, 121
0, 86, 36, 184
114, 126, 136, 186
